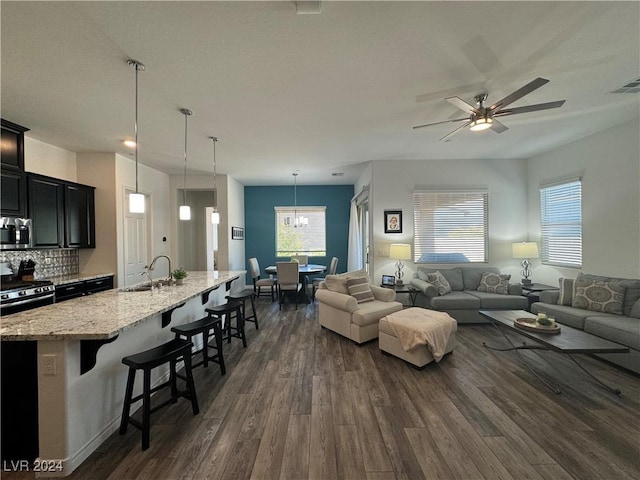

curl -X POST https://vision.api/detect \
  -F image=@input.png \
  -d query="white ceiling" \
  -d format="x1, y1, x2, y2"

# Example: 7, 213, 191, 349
1, 1, 638, 186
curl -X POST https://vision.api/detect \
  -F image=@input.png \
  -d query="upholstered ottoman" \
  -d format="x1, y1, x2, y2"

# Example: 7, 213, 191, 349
379, 307, 457, 368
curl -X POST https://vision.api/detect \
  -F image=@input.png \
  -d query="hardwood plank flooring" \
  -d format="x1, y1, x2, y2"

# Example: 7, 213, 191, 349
5, 301, 640, 480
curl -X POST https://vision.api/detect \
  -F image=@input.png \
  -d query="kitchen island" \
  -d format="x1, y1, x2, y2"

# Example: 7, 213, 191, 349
0, 270, 244, 477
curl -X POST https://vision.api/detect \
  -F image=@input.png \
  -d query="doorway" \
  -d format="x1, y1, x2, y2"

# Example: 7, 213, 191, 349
123, 190, 149, 286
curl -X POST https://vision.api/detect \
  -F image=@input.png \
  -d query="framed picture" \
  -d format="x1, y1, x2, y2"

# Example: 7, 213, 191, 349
381, 274, 396, 287
384, 210, 402, 233
231, 226, 244, 240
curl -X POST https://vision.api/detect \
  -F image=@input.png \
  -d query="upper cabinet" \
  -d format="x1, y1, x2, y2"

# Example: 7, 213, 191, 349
1, 119, 30, 217
1, 119, 29, 172
27, 173, 95, 249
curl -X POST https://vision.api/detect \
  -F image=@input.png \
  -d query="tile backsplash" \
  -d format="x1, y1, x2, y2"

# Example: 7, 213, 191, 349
1, 249, 79, 279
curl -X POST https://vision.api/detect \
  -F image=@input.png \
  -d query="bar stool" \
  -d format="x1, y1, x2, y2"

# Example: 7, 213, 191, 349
171, 315, 226, 375
226, 288, 259, 330
119, 338, 199, 450
206, 300, 246, 348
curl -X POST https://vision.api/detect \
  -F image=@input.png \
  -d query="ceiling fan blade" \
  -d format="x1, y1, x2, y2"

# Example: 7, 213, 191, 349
413, 117, 469, 130
488, 77, 550, 111
445, 96, 480, 114
494, 100, 566, 116
490, 119, 509, 134
440, 121, 472, 142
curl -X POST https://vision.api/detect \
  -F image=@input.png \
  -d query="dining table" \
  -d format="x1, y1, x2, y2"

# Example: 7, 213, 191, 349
265, 263, 326, 303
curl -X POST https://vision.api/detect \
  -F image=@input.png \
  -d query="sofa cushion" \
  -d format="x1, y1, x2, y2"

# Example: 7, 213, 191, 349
347, 277, 375, 304
430, 291, 480, 310
558, 278, 575, 306
351, 300, 403, 327
584, 316, 640, 351
466, 291, 528, 310
461, 267, 500, 291
631, 299, 640, 319
477, 272, 510, 295
530, 303, 591, 330
427, 271, 452, 295
571, 274, 640, 316
325, 269, 368, 295
572, 274, 625, 315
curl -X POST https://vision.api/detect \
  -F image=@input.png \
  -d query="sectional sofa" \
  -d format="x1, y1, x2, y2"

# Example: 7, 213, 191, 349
531, 273, 640, 373
410, 266, 528, 323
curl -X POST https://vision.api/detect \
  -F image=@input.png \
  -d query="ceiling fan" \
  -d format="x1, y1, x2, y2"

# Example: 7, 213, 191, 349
413, 77, 565, 142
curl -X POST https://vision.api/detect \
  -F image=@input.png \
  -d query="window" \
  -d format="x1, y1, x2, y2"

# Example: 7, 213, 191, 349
275, 206, 326, 257
413, 190, 488, 263
539, 179, 582, 268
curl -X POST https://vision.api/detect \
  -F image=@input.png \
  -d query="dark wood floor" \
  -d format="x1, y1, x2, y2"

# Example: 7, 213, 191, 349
7, 300, 640, 480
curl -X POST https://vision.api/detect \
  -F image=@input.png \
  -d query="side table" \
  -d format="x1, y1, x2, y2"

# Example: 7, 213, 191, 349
520, 283, 558, 311
381, 284, 419, 308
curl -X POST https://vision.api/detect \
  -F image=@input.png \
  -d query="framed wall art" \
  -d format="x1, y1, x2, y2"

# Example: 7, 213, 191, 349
384, 210, 402, 233
231, 226, 244, 240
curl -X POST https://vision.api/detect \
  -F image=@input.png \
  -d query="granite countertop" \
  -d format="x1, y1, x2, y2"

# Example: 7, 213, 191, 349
50, 272, 115, 286
0, 271, 243, 341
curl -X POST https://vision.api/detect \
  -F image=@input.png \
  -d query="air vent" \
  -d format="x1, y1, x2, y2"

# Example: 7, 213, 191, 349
612, 77, 640, 94
331, 172, 344, 177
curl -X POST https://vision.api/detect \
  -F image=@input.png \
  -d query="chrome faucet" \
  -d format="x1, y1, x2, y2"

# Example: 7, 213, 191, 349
146, 255, 173, 285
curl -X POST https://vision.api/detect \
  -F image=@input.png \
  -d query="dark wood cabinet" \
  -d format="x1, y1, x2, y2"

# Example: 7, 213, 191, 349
28, 175, 64, 248
1, 167, 27, 217
1, 119, 29, 172
26, 173, 96, 248
55, 275, 113, 303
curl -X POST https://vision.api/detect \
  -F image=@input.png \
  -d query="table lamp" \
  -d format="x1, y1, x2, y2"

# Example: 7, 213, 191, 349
512, 242, 539, 285
389, 243, 411, 285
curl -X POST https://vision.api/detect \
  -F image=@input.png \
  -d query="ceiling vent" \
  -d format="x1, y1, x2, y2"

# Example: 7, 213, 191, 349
611, 77, 640, 94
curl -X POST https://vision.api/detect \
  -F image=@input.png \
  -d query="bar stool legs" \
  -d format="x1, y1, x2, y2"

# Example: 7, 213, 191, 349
226, 288, 259, 330
206, 300, 246, 348
171, 316, 226, 375
119, 338, 199, 450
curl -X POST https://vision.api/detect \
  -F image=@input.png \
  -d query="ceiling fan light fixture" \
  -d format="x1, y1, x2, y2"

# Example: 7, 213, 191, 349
469, 117, 493, 132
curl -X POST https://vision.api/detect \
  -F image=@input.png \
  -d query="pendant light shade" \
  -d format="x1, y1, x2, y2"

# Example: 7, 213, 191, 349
209, 136, 221, 224
286, 172, 308, 228
179, 108, 192, 221
127, 59, 145, 213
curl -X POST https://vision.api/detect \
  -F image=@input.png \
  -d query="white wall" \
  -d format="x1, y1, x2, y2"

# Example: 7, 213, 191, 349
226, 175, 245, 272
24, 136, 77, 181
370, 159, 528, 284
527, 118, 640, 284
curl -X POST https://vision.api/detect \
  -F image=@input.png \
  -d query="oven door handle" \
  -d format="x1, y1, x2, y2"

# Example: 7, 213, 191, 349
1, 293, 55, 308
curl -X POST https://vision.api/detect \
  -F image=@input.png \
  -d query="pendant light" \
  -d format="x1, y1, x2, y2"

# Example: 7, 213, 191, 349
127, 59, 145, 213
179, 108, 193, 221
209, 136, 220, 224
288, 173, 308, 228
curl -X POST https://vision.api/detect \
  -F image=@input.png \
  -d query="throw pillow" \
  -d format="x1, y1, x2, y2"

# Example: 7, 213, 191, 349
324, 275, 349, 295
426, 271, 452, 296
630, 298, 640, 319
477, 272, 511, 295
557, 277, 575, 306
572, 274, 625, 314
416, 268, 430, 282
346, 277, 375, 303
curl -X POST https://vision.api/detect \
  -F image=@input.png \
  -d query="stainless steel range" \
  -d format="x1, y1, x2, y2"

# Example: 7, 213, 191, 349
0, 279, 55, 316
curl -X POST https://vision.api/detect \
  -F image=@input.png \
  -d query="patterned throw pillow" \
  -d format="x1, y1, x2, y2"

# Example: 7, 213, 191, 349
346, 277, 375, 303
426, 271, 452, 296
477, 272, 511, 295
557, 278, 575, 306
572, 275, 625, 314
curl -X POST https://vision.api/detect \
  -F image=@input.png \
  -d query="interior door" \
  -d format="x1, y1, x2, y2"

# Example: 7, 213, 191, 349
123, 191, 148, 286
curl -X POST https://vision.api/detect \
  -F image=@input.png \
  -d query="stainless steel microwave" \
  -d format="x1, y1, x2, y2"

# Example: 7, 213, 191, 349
0, 217, 32, 250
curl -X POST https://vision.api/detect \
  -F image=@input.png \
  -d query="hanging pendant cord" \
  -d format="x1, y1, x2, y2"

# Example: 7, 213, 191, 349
134, 64, 139, 194
183, 113, 188, 206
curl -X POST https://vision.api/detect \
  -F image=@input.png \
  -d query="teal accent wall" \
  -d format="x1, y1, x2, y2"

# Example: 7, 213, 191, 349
244, 185, 353, 282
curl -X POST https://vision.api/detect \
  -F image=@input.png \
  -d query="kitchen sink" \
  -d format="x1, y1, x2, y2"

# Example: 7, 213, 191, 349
120, 284, 154, 292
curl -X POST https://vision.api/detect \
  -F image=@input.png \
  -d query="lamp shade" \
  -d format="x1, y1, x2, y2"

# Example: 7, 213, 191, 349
389, 243, 411, 261
512, 242, 539, 259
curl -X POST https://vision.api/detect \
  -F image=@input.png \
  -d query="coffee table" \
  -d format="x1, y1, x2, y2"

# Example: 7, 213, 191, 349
479, 310, 629, 395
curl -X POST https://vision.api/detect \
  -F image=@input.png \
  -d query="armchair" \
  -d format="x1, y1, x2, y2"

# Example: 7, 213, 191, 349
315, 270, 403, 344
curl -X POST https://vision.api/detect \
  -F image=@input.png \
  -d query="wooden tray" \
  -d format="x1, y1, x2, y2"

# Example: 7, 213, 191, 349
514, 317, 561, 334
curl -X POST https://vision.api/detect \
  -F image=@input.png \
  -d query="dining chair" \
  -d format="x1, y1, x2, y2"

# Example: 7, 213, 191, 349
248, 257, 276, 302
312, 256, 338, 301
276, 262, 302, 310
291, 255, 308, 266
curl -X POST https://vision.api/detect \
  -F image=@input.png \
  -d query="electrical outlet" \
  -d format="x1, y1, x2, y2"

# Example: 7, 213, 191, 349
42, 354, 57, 375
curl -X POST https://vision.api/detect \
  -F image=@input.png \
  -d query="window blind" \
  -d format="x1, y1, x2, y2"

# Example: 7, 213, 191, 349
539, 179, 582, 268
274, 206, 326, 256
413, 190, 488, 263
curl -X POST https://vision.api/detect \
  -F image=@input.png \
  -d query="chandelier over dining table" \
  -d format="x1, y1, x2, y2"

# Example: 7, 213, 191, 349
285, 173, 308, 228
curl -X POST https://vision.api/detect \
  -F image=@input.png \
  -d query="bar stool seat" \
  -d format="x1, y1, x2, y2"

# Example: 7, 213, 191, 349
206, 300, 246, 348
119, 338, 199, 450
171, 316, 226, 375
226, 288, 259, 330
